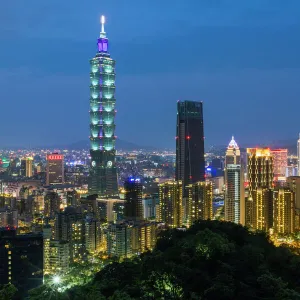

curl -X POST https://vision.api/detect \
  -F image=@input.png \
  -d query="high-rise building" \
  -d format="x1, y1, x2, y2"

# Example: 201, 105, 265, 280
54, 208, 86, 262
131, 222, 157, 255
246, 148, 273, 229
0, 229, 43, 297
176, 101, 205, 195
186, 181, 213, 226
271, 149, 288, 181
286, 176, 300, 209
44, 239, 69, 275
124, 178, 143, 220
20, 157, 33, 177
85, 218, 102, 254
88, 16, 118, 197
158, 181, 183, 228
251, 187, 273, 231
0, 208, 18, 228
225, 136, 241, 165
273, 188, 295, 234
106, 223, 132, 258
298, 134, 300, 176
142, 194, 159, 220
224, 137, 245, 225
44, 192, 61, 218
46, 153, 64, 185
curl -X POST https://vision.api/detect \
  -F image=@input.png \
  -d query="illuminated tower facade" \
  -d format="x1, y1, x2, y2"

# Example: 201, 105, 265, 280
273, 188, 295, 234
88, 16, 118, 197
158, 181, 183, 228
271, 149, 287, 181
176, 101, 205, 195
224, 137, 245, 225
246, 148, 273, 230
186, 181, 213, 226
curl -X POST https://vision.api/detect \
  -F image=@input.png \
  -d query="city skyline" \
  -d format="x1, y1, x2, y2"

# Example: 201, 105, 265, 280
1, 1, 300, 148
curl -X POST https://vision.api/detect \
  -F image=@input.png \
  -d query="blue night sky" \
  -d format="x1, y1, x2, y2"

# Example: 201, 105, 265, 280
1, 1, 300, 148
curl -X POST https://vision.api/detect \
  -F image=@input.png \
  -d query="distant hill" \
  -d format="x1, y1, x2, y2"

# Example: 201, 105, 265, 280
67, 139, 158, 151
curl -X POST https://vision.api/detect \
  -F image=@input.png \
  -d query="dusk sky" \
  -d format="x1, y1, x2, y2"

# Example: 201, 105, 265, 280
1, 1, 300, 148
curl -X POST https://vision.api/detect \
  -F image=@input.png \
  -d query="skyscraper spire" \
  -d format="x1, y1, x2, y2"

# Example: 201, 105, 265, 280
100, 15, 106, 38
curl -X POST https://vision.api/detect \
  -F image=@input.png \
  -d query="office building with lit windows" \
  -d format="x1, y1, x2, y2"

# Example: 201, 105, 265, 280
286, 176, 300, 209
158, 181, 183, 228
273, 188, 295, 234
186, 181, 213, 226
0, 229, 43, 297
271, 149, 288, 181
46, 153, 64, 185
246, 148, 273, 230
88, 16, 118, 197
44, 239, 69, 275
176, 101, 205, 195
224, 137, 245, 225
106, 223, 132, 258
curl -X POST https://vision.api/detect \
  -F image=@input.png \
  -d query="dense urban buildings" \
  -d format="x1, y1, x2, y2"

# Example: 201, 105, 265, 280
2, 11, 300, 299
46, 153, 64, 185
88, 16, 118, 197
224, 137, 245, 225
175, 100, 205, 196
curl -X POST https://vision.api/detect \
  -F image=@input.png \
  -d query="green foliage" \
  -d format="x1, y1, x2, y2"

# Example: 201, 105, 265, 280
44, 221, 300, 299
0, 284, 18, 300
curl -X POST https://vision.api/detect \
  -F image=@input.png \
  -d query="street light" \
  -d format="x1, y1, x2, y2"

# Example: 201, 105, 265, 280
53, 275, 61, 285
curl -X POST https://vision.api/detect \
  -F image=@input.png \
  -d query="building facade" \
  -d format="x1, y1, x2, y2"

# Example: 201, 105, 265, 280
271, 149, 288, 181
88, 16, 118, 197
124, 178, 143, 220
0, 230, 43, 297
176, 101, 205, 195
224, 137, 245, 225
186, 181, 213, 226
273, 188, 295, 234
286, 176, 300, 209
20, 157, 33, 177
246, 148, 273, 229
158, 181, 183, 228
46, 154, 64, 185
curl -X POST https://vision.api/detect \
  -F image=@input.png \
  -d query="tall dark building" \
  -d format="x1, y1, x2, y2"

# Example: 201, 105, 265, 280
0, 229, 43, 297
88, 16, 118, 197
176, 100, 205, 194
124, 178, 143, 220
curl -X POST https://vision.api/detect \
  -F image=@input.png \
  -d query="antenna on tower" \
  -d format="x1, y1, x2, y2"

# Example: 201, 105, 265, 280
100, 15, 106, 37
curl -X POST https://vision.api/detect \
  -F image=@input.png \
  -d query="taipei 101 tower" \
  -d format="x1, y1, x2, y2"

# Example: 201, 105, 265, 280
88, 16, 118, 196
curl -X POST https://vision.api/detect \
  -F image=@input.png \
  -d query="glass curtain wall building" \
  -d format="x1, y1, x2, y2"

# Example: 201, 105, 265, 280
88, 16, 118, 196
175, 100, 205, 196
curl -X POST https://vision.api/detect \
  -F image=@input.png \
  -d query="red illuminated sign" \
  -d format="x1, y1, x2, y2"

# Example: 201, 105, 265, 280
48, 155, 63, 160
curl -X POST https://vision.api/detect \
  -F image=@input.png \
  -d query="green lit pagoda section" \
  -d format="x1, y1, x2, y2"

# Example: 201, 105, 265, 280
88, 16, 118, 196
